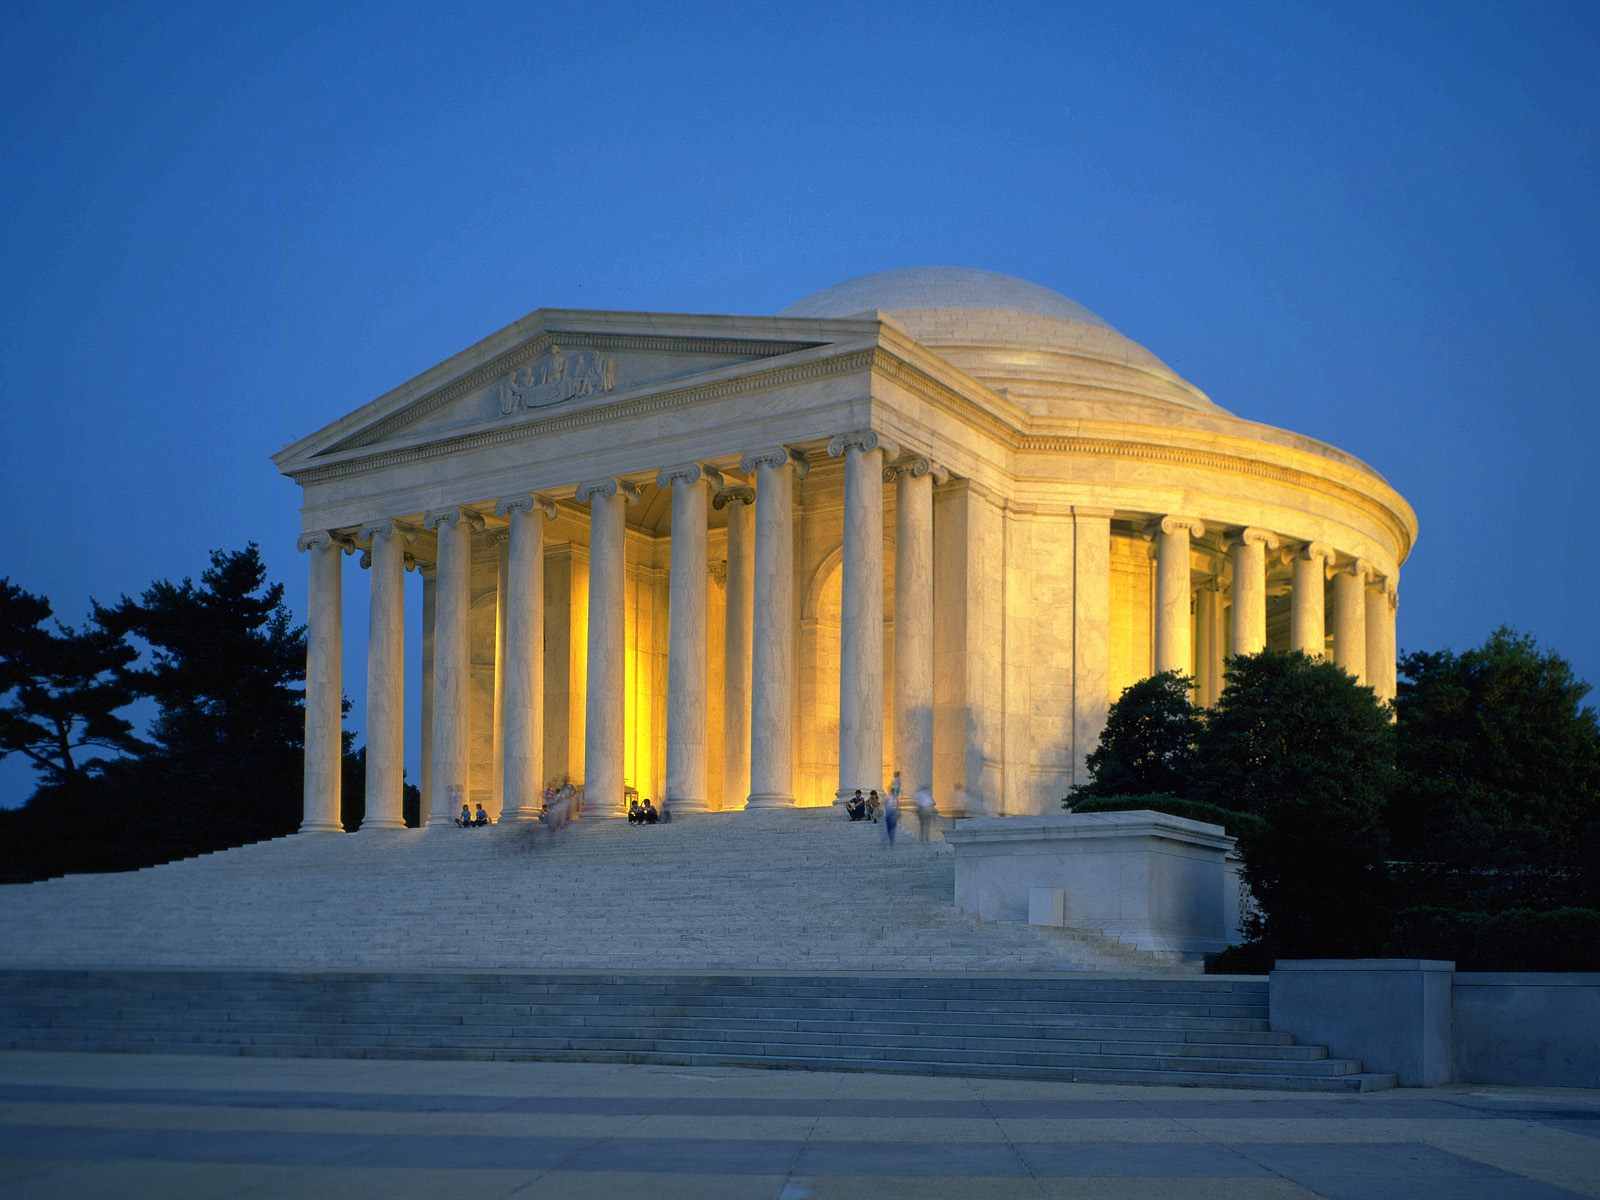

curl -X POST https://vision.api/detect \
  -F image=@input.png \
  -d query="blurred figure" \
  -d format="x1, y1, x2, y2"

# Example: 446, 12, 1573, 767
882, 787, 899, 846
913, 786, 934, 842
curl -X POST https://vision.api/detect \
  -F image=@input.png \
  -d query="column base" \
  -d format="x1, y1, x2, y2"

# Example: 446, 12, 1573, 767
360, 818, 407, 831
298, 819, 345, 834
744, 792, 795, 810
666, 796, 711, 814
499, 807, 543, 824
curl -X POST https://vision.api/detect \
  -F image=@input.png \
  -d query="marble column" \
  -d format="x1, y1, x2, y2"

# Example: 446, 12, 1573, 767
1072, 508, 1114, 789
423, 507, 481, 826
577, 477, 637, 818
496, 493, 555, 822
361, 520, 408, 831
1228, 528, 1278, 656
1195, 582, 1221, 705
740, 445, 807, 808
1155, 516, 1204, 677
891, 457, 936, 802
298, 531, 345, 833
491, 530, 508, 820
419, 565, 435, 822
1366, 576, 1395, 701
714, 484, 755, 810
829, 430, 891, 801
660, 463, 719, 813
1291, 542, 1332, 658
1331, 559, 1371, 683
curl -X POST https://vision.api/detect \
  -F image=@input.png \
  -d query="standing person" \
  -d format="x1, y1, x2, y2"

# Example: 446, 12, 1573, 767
882, 787, 899, 847
889, 770, 903, 811
913, 786, 934, 842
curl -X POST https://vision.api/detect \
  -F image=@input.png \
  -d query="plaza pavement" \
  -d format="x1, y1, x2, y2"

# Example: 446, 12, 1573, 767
0, 1051, 1596, 1198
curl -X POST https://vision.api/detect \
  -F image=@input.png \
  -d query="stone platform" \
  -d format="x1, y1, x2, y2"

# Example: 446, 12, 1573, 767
0, 809, 1164, 973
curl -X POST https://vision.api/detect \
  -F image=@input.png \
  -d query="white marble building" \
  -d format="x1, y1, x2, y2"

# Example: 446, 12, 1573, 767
273, 267, 1416, 830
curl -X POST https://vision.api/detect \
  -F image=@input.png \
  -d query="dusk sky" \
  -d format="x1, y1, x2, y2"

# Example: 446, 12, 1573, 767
3, 2, 1597, 806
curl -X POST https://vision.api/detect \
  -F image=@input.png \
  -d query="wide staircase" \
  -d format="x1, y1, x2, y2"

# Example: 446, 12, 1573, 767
0, 808, 1163, 972
0, 808, 1396, 1090
0, 971, 1394, 1090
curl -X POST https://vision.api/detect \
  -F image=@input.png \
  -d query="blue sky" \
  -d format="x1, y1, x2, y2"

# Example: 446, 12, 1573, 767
3, 1, 1597, 804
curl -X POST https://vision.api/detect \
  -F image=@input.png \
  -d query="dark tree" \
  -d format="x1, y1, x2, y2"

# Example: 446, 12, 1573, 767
1196, 651, 1395, 956
93, 544, 317, 859
1069, 670, 1203, 802
1392, 627, 1600, 870
0, 579, 145, 789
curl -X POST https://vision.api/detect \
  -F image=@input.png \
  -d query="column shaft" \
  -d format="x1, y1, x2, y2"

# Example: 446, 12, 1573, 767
1155, 517, 1202, 676
425, 509, 475, 825
1331, 562, 1369, 683
491, 533, 507, 820
662, 466, 711, 811
362, 523, 407, 830
742, 447, 803, 808
299, 533, 344, 833
419, 568, 435, 822
832, 433, 886, 799
498, 496, 550, 821
719, 489, 755, 810
893, 466, 935, 801
580, 480, 630, 817
1365, 579, 1392, 700
1228, 529, 1276, 656
1291, 544, 1330, 657
1196, 584, 1220, 705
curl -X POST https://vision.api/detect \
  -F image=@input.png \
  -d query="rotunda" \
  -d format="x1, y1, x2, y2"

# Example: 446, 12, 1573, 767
275, 265, 1415, 828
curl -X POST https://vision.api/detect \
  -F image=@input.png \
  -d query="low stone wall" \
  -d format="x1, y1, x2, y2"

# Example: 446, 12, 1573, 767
1269, 961, 1600, 1088
945, 811, 1236, 956
1453, 973, 1600, 1088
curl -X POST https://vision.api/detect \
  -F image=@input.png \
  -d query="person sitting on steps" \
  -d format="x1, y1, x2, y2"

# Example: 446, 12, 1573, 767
866, 790, 882, 822
627, 798, 643, 825
456, 802, 472, 827
473, 803, 489, 827
845, 790, 867, 821
641, 798, 659, 825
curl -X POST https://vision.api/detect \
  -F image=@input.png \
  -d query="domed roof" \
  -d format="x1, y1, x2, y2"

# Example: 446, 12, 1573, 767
780, 266, 1222, 415
781, 266, 1113, 328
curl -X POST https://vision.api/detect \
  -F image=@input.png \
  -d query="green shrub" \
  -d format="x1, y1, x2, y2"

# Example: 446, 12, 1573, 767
1070, 672, 1203, 800
1390, 907, 1600, 971
1068, 794, 1265, 840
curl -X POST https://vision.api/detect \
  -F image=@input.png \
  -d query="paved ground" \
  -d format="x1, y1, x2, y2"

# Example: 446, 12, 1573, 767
0, 1053, 1597, 1198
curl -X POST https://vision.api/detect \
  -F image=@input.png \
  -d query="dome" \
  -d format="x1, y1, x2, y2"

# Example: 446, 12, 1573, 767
780, 266, 1222, 415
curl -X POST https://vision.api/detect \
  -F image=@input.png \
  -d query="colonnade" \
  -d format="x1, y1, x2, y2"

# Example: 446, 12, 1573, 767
1148, 515, 1399, 704
297, 432, 947, 831
297, 463, 1399, 834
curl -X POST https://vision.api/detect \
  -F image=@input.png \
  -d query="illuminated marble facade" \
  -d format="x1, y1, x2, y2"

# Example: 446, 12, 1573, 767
276, 268, 1415, 828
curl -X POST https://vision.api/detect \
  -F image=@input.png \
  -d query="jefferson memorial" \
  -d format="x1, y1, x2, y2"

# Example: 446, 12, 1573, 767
273, 267, 1416, 832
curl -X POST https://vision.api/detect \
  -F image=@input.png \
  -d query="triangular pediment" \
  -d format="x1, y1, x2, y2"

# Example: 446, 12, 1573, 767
273, 309, 876, 476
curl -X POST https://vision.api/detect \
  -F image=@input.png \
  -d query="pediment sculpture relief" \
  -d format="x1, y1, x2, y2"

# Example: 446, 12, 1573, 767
497, 343, 617, 415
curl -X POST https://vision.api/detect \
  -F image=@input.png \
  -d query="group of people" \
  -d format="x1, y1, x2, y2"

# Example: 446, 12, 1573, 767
845, 770, 936, 844
539, 779, 580, 831
627, 797, 666, 825
455, 801, 490, 827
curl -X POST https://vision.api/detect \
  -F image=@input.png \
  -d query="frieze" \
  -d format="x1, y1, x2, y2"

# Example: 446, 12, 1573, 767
497, 343, 617, 416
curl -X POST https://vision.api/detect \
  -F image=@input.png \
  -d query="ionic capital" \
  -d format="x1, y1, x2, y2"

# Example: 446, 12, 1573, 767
883, 453, 949, 485
739, 445, 810, 480
296, 530, 336, 553
495, 493, 557, 520
1299, 540, 1333, 565
708, 560, 729, 586
1157, 515, 1206, 539
485, 527, 510, 547
657, 462, 725, 491
712, 483, 756, 510
1334, 557, 1374, 582
1238, 527, 1280, 551
574, 477, 643, 505
827, 429, 900, 461
422, 507, 487, 532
